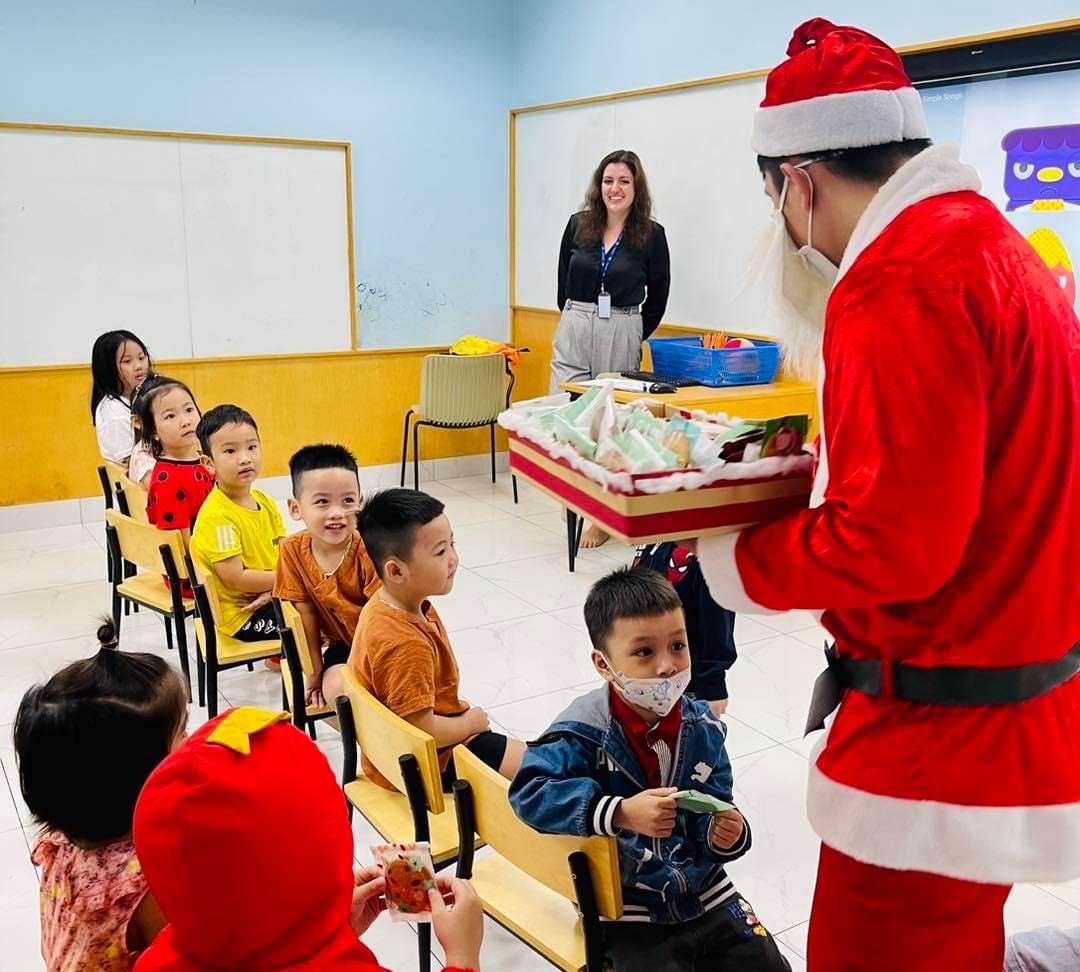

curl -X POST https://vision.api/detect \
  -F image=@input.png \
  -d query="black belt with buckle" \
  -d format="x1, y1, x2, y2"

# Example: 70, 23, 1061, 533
805, 641, 1080, 735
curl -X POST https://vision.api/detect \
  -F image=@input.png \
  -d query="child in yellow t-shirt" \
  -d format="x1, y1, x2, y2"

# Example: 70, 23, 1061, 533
191, 405, 285, 642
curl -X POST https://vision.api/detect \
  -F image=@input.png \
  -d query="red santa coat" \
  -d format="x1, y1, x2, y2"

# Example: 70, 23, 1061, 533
697, 145, 1080, 884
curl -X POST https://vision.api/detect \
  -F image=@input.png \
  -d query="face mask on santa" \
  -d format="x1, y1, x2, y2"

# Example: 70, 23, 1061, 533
742, 158, 838, 382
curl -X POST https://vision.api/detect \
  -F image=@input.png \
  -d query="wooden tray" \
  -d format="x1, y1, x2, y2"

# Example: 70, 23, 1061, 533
508, 432, 811, 544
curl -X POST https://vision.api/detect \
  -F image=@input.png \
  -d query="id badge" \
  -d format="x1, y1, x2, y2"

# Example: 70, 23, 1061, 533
597, 292, 612, 319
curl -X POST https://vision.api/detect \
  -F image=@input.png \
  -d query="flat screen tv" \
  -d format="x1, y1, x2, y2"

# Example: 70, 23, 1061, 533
903, 25, 1080, 312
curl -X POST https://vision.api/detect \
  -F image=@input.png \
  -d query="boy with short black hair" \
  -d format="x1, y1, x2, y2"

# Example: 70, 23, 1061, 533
275, 444, 381, 708
509, 565, 789, 972
349, 488, 525, 789
191, 404, 284, 644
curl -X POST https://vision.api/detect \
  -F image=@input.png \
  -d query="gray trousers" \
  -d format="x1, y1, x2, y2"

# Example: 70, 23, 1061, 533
1006, 926, 1080, 972
549, 299, 644, 393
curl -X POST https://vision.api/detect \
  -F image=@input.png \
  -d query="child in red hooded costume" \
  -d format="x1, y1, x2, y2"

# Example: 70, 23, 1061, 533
132, 707, 482, 972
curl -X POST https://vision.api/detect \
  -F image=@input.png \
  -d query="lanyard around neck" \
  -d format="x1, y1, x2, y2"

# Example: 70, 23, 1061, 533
599, 231, 624, 289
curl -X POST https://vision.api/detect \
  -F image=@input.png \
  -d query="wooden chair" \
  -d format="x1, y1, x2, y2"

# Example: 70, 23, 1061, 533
97, 464, 118, 581
335, 669, 473, 972
452, 745, 623, 972
189, 558, 281, 718
271, 597, 336, 740
104, 510, 194, 698
114, 471, 150, 525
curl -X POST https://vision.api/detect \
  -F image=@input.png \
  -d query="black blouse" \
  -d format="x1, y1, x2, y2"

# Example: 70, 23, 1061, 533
556, 213, 671, 337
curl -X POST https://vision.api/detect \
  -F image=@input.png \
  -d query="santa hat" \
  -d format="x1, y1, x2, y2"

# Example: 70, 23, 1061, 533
133, 707, 389, 972
752, 18, 929, 158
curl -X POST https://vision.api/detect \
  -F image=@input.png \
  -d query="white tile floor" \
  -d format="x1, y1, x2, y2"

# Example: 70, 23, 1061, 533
2, 470, 1078, 971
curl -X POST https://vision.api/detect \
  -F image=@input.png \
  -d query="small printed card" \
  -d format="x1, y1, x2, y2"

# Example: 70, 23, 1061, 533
371, 842, 437, 923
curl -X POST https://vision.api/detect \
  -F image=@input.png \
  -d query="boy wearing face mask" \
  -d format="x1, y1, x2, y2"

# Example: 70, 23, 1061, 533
509, 566, 790, 972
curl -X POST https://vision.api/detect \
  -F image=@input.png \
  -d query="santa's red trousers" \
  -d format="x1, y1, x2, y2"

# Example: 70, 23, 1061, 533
806, 843, 1011, 972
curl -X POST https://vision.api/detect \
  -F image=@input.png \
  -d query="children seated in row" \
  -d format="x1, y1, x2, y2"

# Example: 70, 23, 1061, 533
510, 566, 790, 972
134, 376, 214, 593
190, 404, 284, 644
14, 619, 188, 972
90, 329, 155, 486
350, 488, 525, 786
274, 444, 381, 708
133, 706, 483, 971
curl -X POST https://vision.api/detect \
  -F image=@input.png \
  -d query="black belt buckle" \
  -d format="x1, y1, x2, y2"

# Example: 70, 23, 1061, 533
804, 643, 845, 736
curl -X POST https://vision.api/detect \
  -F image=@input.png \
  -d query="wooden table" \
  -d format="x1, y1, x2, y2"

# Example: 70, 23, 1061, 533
559, 378, 818, 436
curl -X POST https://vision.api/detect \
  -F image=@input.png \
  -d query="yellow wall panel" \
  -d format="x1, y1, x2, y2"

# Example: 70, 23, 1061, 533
1, 350, 500, 507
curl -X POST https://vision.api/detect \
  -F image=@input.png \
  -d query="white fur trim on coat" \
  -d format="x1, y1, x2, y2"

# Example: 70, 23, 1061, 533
695, 532, 779, 616
807, 734, 1080, 884
752, 86, 928, 158
837, 143, 982, 283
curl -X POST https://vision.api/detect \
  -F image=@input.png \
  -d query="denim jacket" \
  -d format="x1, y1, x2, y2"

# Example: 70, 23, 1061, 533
508, 686, 751, 924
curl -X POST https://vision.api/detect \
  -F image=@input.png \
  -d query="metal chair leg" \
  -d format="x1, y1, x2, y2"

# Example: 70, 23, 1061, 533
413, 420, 421, 491
566, 510, 580, 573
400, 410, 414, 487
163, 616, 174, 652
418, 922, 433, 972
512, 474, 519, 504
489, 423, 496, 483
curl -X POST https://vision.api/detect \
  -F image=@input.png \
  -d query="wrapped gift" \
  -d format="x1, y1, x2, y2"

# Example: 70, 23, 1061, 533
500, 387, 813, 544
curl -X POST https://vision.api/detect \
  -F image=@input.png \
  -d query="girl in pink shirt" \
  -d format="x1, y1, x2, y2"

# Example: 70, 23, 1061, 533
14, 619, 188, 971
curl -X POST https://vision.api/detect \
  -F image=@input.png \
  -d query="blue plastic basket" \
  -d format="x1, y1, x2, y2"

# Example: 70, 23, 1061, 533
646, 336, 780, 388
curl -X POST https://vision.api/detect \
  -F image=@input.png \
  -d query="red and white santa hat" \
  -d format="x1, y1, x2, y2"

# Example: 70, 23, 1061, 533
752, 18, 929, 158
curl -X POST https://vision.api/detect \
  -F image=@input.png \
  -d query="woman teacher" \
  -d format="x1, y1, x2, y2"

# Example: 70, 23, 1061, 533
552, 148, 671, 547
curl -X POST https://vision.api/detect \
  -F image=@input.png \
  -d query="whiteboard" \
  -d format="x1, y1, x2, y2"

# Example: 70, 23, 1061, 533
514, 76, 777, 334
0, 127, 352, 366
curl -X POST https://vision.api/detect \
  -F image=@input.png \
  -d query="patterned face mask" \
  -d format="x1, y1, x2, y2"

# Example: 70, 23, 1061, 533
610, 667, 692, 717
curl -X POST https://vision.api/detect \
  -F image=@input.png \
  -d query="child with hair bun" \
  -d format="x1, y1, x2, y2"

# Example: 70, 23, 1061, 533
14, 619, 188, 972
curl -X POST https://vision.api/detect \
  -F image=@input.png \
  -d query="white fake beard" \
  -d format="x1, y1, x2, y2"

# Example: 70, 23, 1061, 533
740, 211, 832, 383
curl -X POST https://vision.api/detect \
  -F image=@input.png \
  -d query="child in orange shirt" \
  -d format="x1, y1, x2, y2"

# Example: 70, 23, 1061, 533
275, 444, 381, 708
349, 488, 525, 788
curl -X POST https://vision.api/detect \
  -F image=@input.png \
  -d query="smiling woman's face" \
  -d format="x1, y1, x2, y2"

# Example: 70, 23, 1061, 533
601, 162, 635, 219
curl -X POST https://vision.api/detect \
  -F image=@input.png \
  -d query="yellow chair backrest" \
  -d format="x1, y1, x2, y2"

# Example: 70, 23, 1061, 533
190, 556, 229, 627
279, 600, 320, 676
453, 745, 623, 920
340, 668, 445, 815
420, 353, 506, 425
116, 473, 150, 525
106, 510, 189, 579
102, 459, 128, 491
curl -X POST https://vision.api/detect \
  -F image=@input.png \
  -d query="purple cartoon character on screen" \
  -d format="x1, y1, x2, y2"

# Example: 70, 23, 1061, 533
1001, 124, 1080, 211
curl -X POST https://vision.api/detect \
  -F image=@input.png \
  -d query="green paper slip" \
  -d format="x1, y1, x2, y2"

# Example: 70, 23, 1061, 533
673, 790, 735, 814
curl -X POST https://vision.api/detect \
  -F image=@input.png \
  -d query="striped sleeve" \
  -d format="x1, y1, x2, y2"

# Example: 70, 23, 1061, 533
590, 795, 624, 837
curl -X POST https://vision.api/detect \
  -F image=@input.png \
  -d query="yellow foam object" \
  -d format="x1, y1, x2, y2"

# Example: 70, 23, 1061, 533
1027, 227, 1074, 271
450, 335, 503, 356
207, 706, 290, 755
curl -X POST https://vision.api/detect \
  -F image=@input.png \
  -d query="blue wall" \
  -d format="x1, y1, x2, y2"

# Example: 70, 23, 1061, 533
510, 2, 1080, 107
0, 0, 513, 349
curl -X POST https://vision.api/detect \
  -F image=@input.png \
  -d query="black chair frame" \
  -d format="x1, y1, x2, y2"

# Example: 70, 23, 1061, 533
186, 557, 269, 717
271, 597, 336, 741
105, 523, 193, 702
336, 695, 459, 972
453, 778, 607, 972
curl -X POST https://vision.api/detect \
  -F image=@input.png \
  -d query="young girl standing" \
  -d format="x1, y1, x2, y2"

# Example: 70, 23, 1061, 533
91, 330, 156, 485
134, 376, 215, 550
14, 620, 189, 972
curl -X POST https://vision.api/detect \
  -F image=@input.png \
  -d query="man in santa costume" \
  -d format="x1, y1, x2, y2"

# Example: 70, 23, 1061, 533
694, 18, 1080, 972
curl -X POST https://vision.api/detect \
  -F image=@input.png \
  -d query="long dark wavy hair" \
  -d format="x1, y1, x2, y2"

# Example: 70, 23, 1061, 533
575, 150, 655, 250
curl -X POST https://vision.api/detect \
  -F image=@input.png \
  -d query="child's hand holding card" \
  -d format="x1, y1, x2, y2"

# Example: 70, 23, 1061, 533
371, 842, 437, 923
